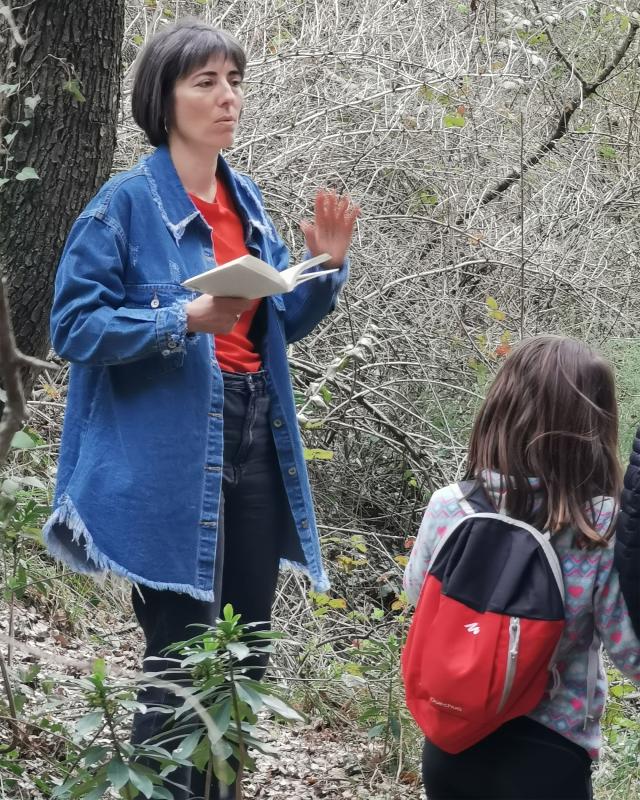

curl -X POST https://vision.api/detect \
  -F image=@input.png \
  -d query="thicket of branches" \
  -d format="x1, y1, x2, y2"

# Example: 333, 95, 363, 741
117, 0, 640, 544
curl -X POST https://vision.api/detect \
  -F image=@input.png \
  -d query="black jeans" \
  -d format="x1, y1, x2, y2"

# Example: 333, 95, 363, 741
422, 717, 593, 800
131, 370, 289, 799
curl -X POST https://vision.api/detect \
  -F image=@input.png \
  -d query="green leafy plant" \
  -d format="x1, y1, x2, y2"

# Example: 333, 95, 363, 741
150, 604, 304, 798
37, 606, 302, 799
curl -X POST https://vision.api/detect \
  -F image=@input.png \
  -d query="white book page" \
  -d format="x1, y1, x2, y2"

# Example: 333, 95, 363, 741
182, 252, 337, 298
182, 255, 285, 299
280, 253, 332, 289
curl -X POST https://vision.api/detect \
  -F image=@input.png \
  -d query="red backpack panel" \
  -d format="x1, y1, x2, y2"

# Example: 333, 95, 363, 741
402, 482, 565, 753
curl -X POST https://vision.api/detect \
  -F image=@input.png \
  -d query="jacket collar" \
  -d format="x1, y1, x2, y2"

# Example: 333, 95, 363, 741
142, 145, 249, 245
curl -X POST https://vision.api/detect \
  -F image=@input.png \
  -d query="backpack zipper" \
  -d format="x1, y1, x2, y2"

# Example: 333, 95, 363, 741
497, 617, 520, 713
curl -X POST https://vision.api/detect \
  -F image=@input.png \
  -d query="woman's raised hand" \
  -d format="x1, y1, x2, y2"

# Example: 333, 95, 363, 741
300, 189, 360, 268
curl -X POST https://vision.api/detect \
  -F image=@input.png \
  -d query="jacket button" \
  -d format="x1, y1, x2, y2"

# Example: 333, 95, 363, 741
288, 466, 297, 476
167, 339, 178, 349
301, 519, 309, 529
150, 295, 160, 309
273, 418, 283, 428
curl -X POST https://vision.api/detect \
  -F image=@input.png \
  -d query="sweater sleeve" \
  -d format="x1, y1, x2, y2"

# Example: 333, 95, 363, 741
614, 427, 640, 638
403, 486, 467, 605
594, 547, 640, 683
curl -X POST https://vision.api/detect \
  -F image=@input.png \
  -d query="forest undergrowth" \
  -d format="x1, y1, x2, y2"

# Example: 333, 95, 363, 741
3, 0, 640, 796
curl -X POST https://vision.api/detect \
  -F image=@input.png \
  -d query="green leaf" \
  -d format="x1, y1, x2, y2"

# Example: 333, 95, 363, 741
209, 697, 232, 738
443, 113, 465, 128
15, 167, 39, 181
222, 603, 240, 623
2, 478, 20, 496
173, 729, 201, 760
367, 723, 386, 738
599, 144, 617, 160
303, 448, 334, 461
63, 79, 86, 103
82, 746, 109, 767
226, 641, 250, 661
0, 84, 18, 96
212, 757, 236, 785
418, 191, 438, 206
260, 692, 304, 721
81, 784, 109, 800
128, 767, 154, 798
107, 758, 129, 790
10, 431, 36, 450
75, 710, 104, 738
320, 385, 332, 404
92, 658, 107, 682
419, 85, 435, 101
24, 94, 41, 112
0, 178, 9, 188
235, 682, 265, 714
151, 789, 174, 800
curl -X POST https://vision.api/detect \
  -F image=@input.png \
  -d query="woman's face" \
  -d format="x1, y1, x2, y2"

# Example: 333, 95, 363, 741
170, 55, 244, 152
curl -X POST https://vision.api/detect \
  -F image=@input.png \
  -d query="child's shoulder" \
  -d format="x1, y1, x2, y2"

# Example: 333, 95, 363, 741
422, 483, 470, 522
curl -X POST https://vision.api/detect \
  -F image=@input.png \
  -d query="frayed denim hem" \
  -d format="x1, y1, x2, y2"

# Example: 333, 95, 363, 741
279, 557, 330, 593
42, 495, 215, 602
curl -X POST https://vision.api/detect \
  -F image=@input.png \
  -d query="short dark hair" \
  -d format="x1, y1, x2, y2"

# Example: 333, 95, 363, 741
132, 20, 246, 147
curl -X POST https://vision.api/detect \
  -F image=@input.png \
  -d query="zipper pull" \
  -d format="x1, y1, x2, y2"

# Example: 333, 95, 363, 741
509, 617, 521, 657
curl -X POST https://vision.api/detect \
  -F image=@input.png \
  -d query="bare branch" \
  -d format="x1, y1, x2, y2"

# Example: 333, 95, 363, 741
468, 18, 639, 215
0, 277, 57, 465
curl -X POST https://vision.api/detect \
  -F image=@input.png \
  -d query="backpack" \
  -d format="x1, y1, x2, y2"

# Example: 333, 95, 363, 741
402, 481, 565, 754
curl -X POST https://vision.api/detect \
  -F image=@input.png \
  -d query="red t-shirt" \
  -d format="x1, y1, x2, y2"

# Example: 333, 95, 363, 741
190, 180, 262, 373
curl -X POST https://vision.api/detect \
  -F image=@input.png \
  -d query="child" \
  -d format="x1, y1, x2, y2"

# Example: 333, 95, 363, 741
404, 335, 640, 800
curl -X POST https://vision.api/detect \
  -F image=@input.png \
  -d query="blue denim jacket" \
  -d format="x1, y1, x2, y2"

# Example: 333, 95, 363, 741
43, 145, 346, 600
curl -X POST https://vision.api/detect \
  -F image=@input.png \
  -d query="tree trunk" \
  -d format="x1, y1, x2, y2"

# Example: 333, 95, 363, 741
0, 1, 125, 386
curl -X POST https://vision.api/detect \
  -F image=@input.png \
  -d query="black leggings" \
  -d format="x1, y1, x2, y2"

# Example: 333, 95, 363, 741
422, 717, 593, 800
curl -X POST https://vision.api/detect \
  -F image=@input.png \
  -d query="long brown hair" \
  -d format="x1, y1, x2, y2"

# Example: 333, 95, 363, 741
466, 335, 621, 545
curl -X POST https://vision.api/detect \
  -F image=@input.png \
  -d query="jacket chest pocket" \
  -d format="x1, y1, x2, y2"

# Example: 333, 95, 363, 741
122, 283, 196, 378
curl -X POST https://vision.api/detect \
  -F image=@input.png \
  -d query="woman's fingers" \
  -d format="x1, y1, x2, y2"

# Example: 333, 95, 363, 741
314, 189, 359, 227
302, 189, 360, 264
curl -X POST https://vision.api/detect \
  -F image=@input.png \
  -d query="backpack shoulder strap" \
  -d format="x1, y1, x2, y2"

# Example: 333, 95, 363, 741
455, 480, 496, 515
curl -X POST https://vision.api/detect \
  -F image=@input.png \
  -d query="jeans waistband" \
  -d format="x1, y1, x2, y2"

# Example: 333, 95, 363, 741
222, 369, 268, 394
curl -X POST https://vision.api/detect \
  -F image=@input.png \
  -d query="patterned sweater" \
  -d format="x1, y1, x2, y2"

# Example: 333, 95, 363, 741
403, 473, 640, 759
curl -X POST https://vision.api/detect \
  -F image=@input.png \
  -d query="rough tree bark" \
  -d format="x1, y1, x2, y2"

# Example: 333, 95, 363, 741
0, 0, 125, 386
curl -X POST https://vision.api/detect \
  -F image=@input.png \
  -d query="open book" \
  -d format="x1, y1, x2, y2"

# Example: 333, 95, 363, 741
182, 253, 336, 300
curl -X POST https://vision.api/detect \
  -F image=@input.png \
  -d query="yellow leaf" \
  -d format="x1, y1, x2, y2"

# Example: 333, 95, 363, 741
394, 555, 409, 567
485, 296, 498, 310
303, 448, 334, 461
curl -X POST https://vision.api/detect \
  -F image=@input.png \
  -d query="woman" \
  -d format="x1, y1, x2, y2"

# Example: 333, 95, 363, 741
44, 19, 359, 798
